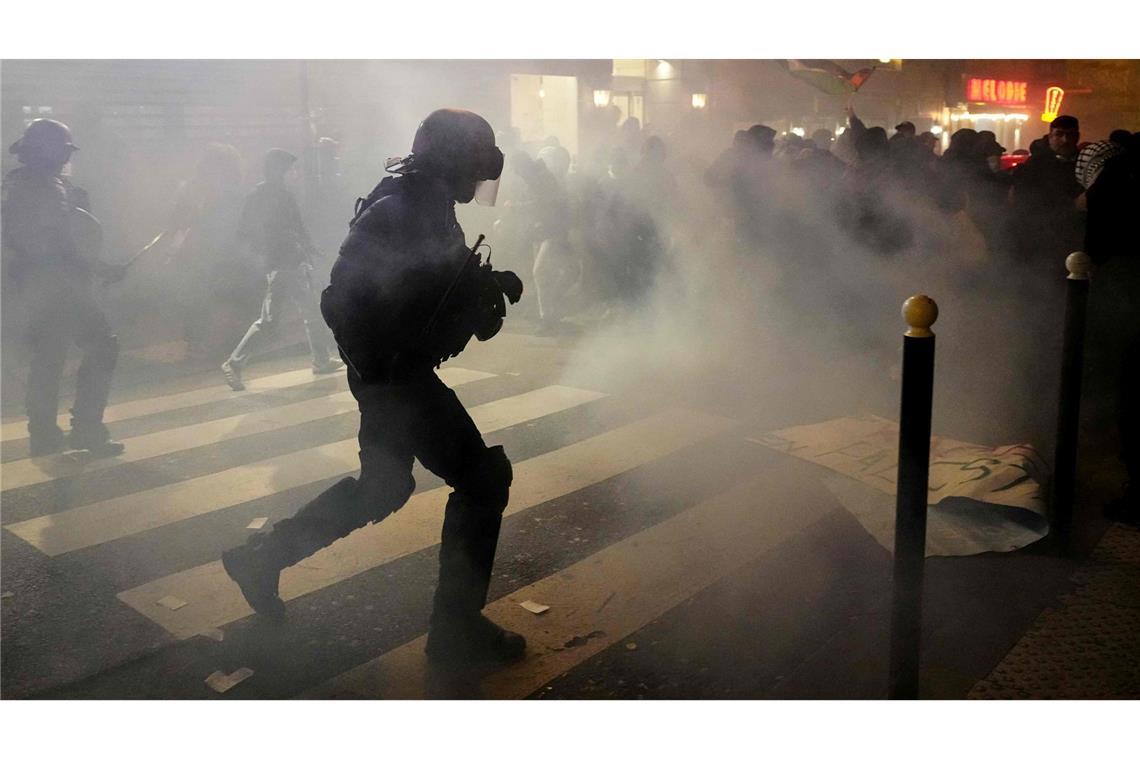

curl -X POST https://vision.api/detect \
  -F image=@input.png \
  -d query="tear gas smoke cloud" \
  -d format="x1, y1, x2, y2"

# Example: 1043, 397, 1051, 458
0, 59, 1072, 544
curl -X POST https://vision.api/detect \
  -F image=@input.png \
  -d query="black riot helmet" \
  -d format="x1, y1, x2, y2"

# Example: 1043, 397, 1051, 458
387, 109, 505, 205
9, 118, 78, 167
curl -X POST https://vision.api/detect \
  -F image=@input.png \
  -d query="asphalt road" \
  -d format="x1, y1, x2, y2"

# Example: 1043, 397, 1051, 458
0, 323, 1113, 699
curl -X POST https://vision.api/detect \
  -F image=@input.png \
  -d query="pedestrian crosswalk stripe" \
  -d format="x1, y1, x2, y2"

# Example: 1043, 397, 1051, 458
0, 367, 492, 492
0, 366, 354, 444
117, 407, 732, 640
5, 385, 607, 557
305, 464, 832, 698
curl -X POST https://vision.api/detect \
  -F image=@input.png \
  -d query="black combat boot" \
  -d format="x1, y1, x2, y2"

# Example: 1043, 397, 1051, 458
222, 477, 361, 622
68, 421, 125, 458
425, 610, 526, 665
222, 533, 287, 621
425, 496, 526, 664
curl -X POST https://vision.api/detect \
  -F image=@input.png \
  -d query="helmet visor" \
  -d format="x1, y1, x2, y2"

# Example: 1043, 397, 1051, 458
473, 176, 501, 206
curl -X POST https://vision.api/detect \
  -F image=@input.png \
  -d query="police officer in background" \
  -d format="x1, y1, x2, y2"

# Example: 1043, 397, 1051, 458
222, 109, 526, 664
221, 148, 343, 390
1, 119, 126, 457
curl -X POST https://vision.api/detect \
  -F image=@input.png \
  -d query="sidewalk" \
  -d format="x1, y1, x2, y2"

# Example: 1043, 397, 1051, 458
970, 523, 1140, 699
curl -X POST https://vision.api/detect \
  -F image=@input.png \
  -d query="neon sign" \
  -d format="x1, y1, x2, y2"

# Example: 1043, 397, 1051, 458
966, 78, 1028, 105
1041, 86, 1065, 122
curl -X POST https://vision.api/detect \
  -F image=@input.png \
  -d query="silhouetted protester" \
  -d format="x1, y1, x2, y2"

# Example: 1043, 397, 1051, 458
810, 128, 835, 153
518, 145, 579, 335
312, 136, 354, 259
795, 129, 847, 200
916, 131, 939, 161
842, 125, 913, 255
1, 119, 126, 457
945, 129, 1012, 255
704, 124, 777, 252
1108, 129, 1131, 148
1082, 132, 1140, 524
619, 116, 643, 157
508, 144, 579, 332
1009, 115, 1085, 270
166, 142, 246, 358
887, 121, 939, 200
888, 120, 916, 151
628, 135, 679, 219
221, 109, 527, 664
220, 149, 343, 390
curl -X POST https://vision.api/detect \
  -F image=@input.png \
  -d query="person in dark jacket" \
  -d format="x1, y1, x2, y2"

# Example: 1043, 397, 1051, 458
220, 148, 343, 390
221, 109, 527, 665
1009, 115, 1085, 270
704, 124, 778, 252
1083, 132, 1140, 524
1, 119, 126, 457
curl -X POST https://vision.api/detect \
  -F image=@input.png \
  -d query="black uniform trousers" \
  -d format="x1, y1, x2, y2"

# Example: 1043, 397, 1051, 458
24, 271, 119, 441
261, 360, 513, 619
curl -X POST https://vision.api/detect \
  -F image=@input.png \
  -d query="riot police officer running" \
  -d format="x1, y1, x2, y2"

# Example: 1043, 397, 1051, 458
221, 148, 343, 390
222, 109, 527, 664
1, 119, 126, 457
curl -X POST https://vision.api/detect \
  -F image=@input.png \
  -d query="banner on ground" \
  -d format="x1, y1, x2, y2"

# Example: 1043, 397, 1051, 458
754, 415, 1050, 556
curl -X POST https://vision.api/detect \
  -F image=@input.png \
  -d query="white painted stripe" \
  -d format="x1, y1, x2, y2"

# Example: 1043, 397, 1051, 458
0, 367, 494, 492
117, 408, 731, 640
6, 385, 606, 557
306, 465, 831, 699
2, 367, 334, 443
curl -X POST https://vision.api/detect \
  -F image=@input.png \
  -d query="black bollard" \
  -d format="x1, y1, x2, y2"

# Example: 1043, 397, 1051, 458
888, 295, 938, 700
1050, 251, 1092, 554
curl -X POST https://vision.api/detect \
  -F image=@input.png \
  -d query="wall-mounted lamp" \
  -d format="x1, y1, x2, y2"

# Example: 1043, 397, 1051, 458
593, 89, 612, 108
691, 92, 707, 110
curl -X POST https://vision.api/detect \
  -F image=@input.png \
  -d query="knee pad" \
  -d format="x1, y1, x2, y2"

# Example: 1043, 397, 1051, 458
454, 445, 513, 513
358, 448, 416, 523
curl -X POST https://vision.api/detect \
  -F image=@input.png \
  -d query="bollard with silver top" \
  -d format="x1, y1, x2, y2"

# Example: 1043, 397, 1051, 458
1050, 251, 1092, 554
888, 294, 938, 700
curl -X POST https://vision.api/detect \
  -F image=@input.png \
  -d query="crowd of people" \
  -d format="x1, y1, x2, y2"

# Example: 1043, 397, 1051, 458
468, 109, 1139, 520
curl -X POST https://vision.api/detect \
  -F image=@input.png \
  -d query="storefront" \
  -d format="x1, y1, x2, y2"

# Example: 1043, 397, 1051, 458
942, 74, 1046, 152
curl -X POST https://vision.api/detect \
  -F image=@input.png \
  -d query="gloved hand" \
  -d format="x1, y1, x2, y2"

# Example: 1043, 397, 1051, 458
492, 270, 524, 304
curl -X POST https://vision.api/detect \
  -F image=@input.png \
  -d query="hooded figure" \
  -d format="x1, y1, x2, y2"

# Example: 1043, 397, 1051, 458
219, 148, 344, 391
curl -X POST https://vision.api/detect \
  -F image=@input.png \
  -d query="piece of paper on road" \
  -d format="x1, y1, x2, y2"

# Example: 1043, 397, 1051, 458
246, 517, 268, 530
157, 595, 187, 611
519, 600, 550, 615
205, 667, 253, 693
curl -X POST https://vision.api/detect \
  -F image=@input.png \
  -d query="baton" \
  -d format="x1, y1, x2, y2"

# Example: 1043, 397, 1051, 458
126, 231, 167, 268
421, 234, 484, 339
